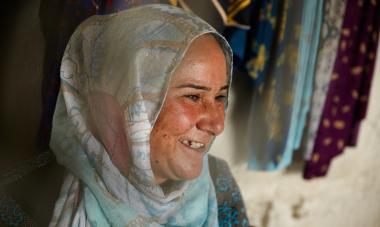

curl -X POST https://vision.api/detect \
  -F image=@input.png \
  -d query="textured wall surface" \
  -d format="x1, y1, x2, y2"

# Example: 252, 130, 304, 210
210, 41, 380, 227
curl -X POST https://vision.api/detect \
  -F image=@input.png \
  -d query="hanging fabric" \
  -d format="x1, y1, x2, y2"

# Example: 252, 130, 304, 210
303, 0, 348, 160
210, 0, 252, 73
304, 0, 380, 179
287, 0, 323, 153
247, 0, 302, 170
221, 0, 281, 87
247, 0, 323, 170
245, 0, 281, 87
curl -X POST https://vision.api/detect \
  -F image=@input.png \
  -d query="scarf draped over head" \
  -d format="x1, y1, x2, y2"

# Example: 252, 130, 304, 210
49, 4, 232, 227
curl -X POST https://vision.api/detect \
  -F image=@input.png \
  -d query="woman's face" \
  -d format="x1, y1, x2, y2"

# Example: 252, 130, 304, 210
150, 35, 228, 184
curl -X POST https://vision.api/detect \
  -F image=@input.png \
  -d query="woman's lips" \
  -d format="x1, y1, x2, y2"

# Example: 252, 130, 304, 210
180, 139, 205, 149
179, 139, 207, 152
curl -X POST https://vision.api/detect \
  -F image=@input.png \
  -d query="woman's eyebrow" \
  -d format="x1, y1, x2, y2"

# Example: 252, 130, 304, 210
175, 84, 229, 91
175, 83, 211, 91
220, 85, 229, 91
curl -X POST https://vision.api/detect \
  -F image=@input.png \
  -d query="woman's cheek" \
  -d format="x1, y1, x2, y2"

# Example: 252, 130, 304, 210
169, 101, 198, 133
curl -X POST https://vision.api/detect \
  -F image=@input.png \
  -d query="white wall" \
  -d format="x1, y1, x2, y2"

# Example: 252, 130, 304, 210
210, 40, 380, 227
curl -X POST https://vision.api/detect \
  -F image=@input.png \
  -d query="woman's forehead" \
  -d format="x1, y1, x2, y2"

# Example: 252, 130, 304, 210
169, 35, 228, 89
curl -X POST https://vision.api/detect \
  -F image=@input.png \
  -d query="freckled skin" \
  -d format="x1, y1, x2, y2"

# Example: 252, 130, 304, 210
150, 35, 228, 185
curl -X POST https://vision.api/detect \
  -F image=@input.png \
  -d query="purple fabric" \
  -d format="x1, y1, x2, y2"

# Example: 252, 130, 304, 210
304, 0, 380, 179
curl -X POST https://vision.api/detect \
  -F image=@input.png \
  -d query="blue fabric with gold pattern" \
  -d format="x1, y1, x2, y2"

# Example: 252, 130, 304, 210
247, 0, 323, 170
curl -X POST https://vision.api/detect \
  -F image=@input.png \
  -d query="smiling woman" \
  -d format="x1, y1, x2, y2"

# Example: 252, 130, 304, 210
150, 35, 228, 184
49, 4, 248, 226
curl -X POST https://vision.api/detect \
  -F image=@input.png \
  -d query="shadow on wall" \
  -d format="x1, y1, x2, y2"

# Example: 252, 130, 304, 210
229, 72, 255, 165
0, 0, 65, 226
0, 0, 44, 166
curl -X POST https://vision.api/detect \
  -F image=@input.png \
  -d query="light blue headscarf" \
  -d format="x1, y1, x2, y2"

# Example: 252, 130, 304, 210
49, 4, 232, 226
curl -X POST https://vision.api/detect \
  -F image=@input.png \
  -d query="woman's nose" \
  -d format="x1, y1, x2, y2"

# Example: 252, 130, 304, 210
196, 103, 225, 136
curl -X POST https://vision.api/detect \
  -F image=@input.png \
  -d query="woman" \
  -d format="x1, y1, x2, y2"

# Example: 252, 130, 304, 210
50, 4, 248, 226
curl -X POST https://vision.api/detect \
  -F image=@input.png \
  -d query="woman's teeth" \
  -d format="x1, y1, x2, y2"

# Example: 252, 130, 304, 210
181, 140, 205, 149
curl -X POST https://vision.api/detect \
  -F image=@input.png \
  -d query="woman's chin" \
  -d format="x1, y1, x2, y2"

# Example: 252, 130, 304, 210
152, 159, 204, 184
172, 160, 204, 181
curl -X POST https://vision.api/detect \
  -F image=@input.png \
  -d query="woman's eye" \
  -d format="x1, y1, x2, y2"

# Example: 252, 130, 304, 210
216, 95, 227, 103
185, 94, 200, 102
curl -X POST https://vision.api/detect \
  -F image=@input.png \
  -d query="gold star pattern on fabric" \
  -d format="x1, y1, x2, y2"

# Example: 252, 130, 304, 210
341, 105, 351, 113
333, 120, 345, 130
351, 66, 363, 75
352, 90, 359, 99
266, 84, 282, 142
337, 139, 345, 149
247, 44, 267, 79
360, 42, 367, 53
331, 73, 339, 80
341, 28, 350, 36
340, 40, 347, 50
268, 119, 281, 141
323, 118, 330, 128
312, 153, 320, 163
333, 95, 340, 103
323, 137, 332, 146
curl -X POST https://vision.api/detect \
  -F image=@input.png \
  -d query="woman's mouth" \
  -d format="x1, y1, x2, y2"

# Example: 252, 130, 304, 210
179, 139, 205, 149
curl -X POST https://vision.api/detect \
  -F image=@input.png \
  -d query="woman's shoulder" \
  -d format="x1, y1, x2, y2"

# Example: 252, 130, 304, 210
208, 155, 250, 227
